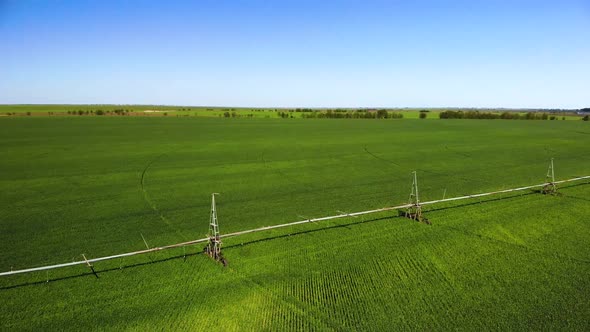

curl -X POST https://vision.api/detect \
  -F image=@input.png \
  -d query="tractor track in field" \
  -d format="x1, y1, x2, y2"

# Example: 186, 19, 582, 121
261, 152, 307, 188
260, 151, 397, 206
362, 146, 400, 167
444, 145, 472, 158
140, 153, 187, 241
362, 145, 496, 188
260, 152, 337, 196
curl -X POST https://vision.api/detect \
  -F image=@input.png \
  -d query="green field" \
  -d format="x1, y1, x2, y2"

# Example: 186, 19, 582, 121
1, 117, 589, 330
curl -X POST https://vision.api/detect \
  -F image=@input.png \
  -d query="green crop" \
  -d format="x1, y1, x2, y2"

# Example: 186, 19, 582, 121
0, 117, 589, 330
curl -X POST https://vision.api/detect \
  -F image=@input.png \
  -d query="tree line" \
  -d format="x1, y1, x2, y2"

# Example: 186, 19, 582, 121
301, 109, 403, 119
439, 110, 566, 120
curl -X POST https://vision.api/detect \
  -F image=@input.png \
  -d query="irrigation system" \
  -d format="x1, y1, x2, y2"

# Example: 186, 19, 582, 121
1, 174, 589, 277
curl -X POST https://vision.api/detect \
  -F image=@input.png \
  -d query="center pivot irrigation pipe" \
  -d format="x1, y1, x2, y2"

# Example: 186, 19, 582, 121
1, 175, 589, 277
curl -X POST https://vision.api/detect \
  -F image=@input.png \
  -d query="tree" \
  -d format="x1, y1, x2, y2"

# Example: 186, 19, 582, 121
419, 112, 427, 119
583, 115, 589, 121
376, 109, 388, 119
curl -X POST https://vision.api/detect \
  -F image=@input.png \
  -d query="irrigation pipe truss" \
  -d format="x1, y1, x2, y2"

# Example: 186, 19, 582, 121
1, 175, 589, 277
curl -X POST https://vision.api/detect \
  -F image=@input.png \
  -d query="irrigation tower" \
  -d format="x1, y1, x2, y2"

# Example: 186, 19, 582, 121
543, 158, 557, 194
205, 193, 224, 262
403, 171, 430, 224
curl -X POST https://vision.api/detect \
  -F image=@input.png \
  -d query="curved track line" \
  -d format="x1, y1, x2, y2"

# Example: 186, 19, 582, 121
444, 145, 472, 158
261, 152, 304, 187
260, 152, 332, 196
140, 153, 187, 241
363, 146, 400, 167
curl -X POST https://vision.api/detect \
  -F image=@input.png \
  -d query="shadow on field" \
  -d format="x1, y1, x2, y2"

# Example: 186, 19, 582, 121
223, 215, 399, 250
425, 181, 589, 215
426, 190, 538, 213
0, 253, 202, 291
560, 194, 590, 203
225, 186, 580, 249
221, 189, 557, 250
0, 215, 405, 290
2, 182, 587, 290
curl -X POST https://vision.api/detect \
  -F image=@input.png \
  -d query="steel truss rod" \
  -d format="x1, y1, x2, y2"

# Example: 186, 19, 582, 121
1, 175, 589, 277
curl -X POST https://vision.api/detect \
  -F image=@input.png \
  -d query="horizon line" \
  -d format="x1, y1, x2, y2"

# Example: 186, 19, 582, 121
0, 103, 585, 111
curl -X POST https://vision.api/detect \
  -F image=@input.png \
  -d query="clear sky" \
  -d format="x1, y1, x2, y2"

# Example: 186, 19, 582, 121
0, 0, 588, 108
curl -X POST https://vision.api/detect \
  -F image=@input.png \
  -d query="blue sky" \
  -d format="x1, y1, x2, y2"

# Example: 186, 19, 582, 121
0, 0, 588, 108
